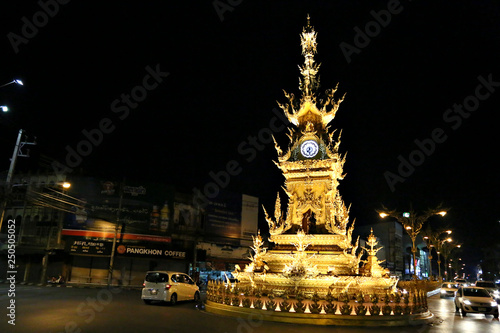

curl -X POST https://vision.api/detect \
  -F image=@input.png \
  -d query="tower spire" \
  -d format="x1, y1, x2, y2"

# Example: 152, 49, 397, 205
299, 14, 320, 98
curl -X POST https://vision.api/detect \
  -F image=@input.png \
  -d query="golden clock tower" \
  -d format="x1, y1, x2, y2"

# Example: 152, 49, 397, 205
263, 16, 360, 275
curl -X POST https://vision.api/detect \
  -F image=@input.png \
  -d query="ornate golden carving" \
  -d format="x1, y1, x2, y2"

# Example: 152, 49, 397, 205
235, 16, 397, 298
360, 229, 391, 278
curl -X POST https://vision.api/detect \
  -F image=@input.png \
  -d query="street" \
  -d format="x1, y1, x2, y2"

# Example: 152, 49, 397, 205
0, 285, 499, 333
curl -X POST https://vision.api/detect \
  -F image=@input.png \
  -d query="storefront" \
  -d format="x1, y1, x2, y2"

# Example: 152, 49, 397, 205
65, 238, 190, 286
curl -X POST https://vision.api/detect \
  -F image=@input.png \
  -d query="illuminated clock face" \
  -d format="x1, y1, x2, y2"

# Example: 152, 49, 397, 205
300, 140, 319, 158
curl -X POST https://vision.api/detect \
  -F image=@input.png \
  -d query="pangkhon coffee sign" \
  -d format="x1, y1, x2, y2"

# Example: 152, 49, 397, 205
115, 244, 186, 259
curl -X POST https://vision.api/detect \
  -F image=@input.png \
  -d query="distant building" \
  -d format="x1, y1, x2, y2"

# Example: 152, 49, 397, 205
0, 173, 258, 286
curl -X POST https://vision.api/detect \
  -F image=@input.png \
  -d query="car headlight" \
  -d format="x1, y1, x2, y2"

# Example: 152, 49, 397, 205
493, 290, 500, 296
464, 300, 472, 305
491, 301, 498, 307
441, 289, 446, 294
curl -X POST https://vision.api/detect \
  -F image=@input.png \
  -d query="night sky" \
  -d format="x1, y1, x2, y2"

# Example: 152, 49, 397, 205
0, 1, 499, 270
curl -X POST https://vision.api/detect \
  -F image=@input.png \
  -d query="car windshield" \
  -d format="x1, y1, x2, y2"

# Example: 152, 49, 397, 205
476, 281, 496, 288
463, 288, 491, 297
442, 283, 458, 288
145, 272, 168, 283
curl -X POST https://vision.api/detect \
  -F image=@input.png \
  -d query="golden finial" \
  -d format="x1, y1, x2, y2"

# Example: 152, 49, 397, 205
299, 15, 320, 98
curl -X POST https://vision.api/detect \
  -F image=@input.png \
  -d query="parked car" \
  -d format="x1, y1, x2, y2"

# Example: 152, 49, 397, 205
141, 271, 200, 305
440, 282, 459, 298
455, 286, 499, 318
475, 280, 500, 301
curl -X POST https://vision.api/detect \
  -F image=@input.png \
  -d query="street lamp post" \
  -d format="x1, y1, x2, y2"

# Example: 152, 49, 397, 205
423, 226, 452, 279
107, 186, 123, 288
39, 181, 71, 285
424, 228, 452, 281
434, 236, 452, 281
0, 78, 26, 233
378, 206, 447, 281
442, 242, 461, 281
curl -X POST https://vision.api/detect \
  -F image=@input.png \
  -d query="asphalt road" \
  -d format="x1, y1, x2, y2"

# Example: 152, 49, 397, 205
0, 285, 499, 333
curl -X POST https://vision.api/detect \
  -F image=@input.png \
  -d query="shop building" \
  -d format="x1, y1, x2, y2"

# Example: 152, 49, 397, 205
0, 173, 258, 287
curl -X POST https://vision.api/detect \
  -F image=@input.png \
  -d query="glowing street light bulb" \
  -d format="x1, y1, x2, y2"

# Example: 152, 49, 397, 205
446, 230, 452, 234
446, 238, 452, 242
405, 225, 412, 230
62, 182, 71, 189
0, 79, 24, 88
1, 106, 8, 112
437, 211, 447, 216
379, 212, 388, 218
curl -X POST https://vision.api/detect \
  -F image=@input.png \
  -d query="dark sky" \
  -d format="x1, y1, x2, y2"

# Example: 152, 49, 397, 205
1, 1, 499, 267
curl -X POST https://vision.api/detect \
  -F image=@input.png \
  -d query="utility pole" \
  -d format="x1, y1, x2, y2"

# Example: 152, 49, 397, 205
107, 184, 123, 288
39, 182, 71, 285
0, 129, 36, 232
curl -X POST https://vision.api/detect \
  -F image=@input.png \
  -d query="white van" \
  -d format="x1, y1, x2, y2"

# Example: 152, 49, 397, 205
141, 271, 200, 305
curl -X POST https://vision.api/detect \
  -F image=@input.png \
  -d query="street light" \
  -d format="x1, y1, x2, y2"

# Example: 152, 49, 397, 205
0, 79, 23, 88
37, 181, 72, 284
377, 205, 447, 281
435, 236, 452, 281
442, 242, 462, 281
0, 78, 26, 232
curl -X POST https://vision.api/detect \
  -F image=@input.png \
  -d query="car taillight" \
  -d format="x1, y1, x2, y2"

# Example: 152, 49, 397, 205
142, 283, 145, 287
165, 284, 171, 290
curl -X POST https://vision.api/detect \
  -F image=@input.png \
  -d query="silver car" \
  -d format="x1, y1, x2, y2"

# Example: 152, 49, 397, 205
475, 281, 500, 302
455, 286, 499, 318
440, 282, 459, 298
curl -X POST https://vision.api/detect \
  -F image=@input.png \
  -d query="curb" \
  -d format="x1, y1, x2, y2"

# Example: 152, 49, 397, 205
0, 280, 141, 290
427, 289, 441, 297
205, 300, 435, 327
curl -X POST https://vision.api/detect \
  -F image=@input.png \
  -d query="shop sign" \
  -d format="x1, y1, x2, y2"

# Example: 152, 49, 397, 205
66, 240, 112, 256
116, 244, 186, 259
123, 186, 146, 196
